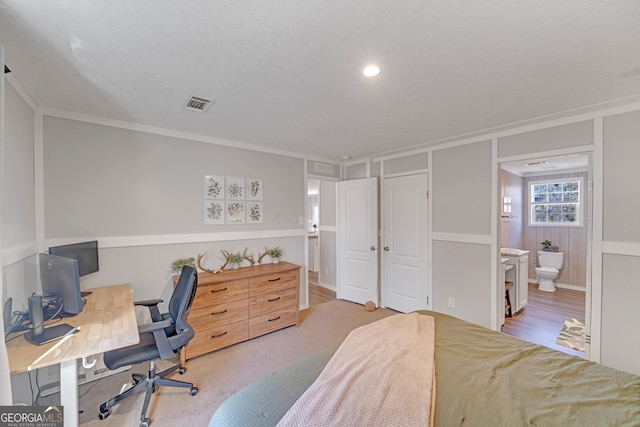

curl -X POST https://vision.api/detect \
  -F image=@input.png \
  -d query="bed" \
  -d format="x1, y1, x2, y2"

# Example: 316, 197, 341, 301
209, 310, 640, 426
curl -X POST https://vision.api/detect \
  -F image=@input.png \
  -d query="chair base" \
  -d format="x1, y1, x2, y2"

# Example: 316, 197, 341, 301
98, 361, 198, 427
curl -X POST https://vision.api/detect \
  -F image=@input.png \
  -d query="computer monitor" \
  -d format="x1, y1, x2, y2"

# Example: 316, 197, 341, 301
48, 240, 99, 277
39, 253, 84, 315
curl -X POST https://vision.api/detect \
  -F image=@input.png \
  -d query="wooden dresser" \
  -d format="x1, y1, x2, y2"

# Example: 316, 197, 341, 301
184, 261, 300, 360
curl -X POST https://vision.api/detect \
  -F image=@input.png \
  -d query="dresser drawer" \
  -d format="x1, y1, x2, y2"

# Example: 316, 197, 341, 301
249, 306, 297, 338
249, 270, 298, 296
189, 298, 248, 329
249, 287, 297, 318
187, 320, 248, 358
192, 278, 248, 308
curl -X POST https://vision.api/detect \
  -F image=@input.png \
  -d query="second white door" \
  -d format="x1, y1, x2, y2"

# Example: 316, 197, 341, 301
383, 173, 429, 312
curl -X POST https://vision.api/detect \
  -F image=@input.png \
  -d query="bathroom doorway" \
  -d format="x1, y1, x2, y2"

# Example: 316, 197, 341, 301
498, 152, 592, 357
307, 178, 337, 306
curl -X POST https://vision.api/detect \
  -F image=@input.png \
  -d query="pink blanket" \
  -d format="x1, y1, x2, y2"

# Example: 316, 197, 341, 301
277, 313, 436, 426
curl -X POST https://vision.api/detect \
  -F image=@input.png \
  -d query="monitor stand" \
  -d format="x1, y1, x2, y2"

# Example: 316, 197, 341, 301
24, 323, 77, 346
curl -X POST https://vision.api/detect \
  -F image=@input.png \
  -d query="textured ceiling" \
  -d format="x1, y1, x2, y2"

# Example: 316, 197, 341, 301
2, 1, 640, 161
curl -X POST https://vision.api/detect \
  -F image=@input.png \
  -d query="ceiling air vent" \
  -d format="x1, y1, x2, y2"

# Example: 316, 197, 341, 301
184, 96, 214, 113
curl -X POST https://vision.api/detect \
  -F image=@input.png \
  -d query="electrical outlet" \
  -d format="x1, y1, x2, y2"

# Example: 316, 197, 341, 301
299, 216, 304, 225
448, 297, 455, 308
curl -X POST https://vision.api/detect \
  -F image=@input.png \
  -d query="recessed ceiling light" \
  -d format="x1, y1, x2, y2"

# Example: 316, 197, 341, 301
362, 65, 381, 77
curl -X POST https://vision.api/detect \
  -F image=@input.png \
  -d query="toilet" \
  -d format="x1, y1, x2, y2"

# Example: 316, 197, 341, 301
535, 251, 564, 292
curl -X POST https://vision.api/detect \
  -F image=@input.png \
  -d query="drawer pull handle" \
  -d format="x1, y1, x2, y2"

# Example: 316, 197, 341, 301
211, 287, 228, 293
268, 277, 281, 282
268, 316, 281, 322
268, 296, 281, 302
211, 309, 228, 315
211, 331, 228, 338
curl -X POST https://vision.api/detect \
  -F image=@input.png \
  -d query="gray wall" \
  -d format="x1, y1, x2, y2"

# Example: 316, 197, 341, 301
432, 141, 492, 236
431, 140, 493, 327
497, 121, 593, 158
41, 116, 307, 308
44, 117, 303, 237
2, 80, 38, 312
600, 110, 640, 374
318, 180, 337, 288
3, 83, 35, 248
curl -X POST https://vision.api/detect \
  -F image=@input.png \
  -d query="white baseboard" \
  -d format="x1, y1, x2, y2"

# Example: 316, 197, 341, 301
528, 278, 586, 292
316, 282, 336, 292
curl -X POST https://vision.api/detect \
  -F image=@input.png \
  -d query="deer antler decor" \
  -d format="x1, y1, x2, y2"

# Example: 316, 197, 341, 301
257, 246, 269, 265
242, 248, 255, 266
196, 250, 231, 274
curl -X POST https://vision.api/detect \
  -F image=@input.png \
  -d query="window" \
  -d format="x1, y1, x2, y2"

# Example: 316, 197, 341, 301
529, 177, 583, 226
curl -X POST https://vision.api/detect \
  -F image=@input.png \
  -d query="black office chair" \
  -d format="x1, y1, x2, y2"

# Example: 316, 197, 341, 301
98, 265, 198, 427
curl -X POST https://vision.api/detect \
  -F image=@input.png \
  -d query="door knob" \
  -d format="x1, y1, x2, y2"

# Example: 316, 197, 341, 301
383, 246, 390, 251
370, 246, 377, 251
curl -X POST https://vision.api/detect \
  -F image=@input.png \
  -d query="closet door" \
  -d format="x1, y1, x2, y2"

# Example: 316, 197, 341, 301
337, 178, 378, 305
382, 173, 429, 312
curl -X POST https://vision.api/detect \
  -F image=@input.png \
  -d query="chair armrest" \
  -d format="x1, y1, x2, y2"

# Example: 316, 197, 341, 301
139, 318, 176, 360
134, 299, 163, 307
135, 299, 164, 321
138, 318, 172, 334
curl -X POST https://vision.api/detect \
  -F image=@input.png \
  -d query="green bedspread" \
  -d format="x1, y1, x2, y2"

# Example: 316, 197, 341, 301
210, 310, 640, 426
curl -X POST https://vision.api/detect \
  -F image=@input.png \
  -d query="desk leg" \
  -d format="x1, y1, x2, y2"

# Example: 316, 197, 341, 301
60, 359, 79, 427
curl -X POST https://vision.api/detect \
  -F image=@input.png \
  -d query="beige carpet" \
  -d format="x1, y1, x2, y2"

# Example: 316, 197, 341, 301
38, 299, 396, 427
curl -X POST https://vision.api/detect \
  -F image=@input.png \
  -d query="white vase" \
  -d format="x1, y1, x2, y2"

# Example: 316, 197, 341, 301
273, 258, 279, 264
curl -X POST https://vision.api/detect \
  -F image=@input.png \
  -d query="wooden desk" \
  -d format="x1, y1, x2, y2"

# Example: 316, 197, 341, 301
7, 284, 139, 427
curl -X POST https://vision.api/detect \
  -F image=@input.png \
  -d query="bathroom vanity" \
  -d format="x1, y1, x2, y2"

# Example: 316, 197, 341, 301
501, 248, 530, 315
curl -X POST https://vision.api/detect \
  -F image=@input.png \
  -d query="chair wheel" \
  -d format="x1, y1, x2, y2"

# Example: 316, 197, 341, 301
98, 409, 110, 420
190, 387, 198, 396
179, 367, 186, 375
140, 418, 151, 427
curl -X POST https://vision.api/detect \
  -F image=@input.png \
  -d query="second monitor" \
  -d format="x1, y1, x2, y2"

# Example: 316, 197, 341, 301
39, 253, 84, 315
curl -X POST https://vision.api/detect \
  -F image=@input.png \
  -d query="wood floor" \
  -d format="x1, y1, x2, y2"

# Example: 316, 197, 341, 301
502, 283, 586, 357
308, 271, 336, 306
308, 273, 585, 357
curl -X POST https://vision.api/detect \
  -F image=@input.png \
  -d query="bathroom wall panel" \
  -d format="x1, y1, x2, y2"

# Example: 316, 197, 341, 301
522, 172, 588, 288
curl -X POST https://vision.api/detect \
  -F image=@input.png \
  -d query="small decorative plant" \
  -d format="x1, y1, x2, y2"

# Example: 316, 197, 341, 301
541, 240, 552, 251
170, 257, 195, 275
229, 252, 244, 268
267, 246, 283, 263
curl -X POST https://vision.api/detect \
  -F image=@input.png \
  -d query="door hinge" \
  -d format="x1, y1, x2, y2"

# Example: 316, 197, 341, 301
426, 190, 429, 198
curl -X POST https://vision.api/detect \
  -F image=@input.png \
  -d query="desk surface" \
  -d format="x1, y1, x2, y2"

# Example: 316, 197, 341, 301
7, 284, 139, 374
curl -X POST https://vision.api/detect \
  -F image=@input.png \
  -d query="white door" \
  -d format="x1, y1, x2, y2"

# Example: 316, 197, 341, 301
337, 178, 378, 305
382, 174, 429, 312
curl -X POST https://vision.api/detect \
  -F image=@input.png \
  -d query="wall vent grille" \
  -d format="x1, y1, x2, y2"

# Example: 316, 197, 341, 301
184, 96, 214, 113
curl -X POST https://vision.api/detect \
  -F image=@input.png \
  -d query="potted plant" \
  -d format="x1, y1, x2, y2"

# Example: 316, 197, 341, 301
170, 257, 195, 275
229, 252, 244, 269
267, 246, 283, 263
541, 240, 552, 251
